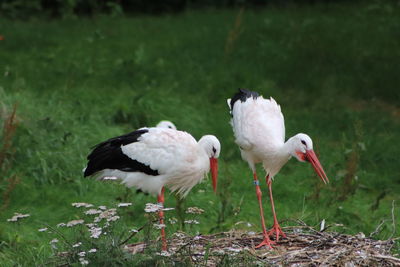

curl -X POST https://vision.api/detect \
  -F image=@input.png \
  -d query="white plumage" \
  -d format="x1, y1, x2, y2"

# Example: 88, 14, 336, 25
228, 95, 287, 177
86, 128, 220, 196
84, 126, 220, 251
108, 129, 219, 196
227, 89, 328, 249
156, 120, 177, 130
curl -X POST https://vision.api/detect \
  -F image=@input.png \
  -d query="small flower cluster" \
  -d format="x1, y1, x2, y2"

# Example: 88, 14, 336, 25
117, 203, 132, 207
144, 203, 175, 213
72, 202, 94, 208
40, 201, 133, 266
153, 223, 166, 230
67, 219, 85, 227
94, 208, 119, 223
184, 219, 200, 225
185, 207, 204, 214
168, 217, 178, 225
144, 203, 163, 213
7, 212, 30, 222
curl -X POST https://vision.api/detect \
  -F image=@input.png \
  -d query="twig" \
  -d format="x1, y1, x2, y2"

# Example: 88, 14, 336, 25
389, 200, 396, 239
373, 254, 400, 263
119, 220, 155, 246
370, 219, 386, 238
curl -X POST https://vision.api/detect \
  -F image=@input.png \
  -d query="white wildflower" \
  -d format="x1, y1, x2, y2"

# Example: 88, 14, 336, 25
66, 219, 84, 227
57, 222, 66, 227
72, 203, 93, 208
78, 251, 86, 257
168, 217, 177, 224
7, 213, 30, 222
184, 220, 200, 225
153, 223, 166, 229
89, 227, 102, 239
50, 238, 59, 244
79, 257, 89, 265
73, 242, 82, 248
94, 209, 117, 223
130, 229, 138, 233
144, 203, 163, 213
172, 232, 186, 238
107, 216, 120, 222
50, 238, 59, 249
156, 251, 171, 257
193, 235, 201, 241
117, 203, 132, 207
38, 228, 48, 232
88, 248, 97, 253
98, 206, 107, 210
186, 207, 204, 214
84, 209, 102, 215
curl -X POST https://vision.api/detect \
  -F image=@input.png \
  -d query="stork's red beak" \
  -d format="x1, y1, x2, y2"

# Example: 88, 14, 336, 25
305, 149, 329, 184
210, 158, 218, 193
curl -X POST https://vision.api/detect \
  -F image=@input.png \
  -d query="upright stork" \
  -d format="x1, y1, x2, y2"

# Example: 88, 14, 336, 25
227, 89, 328, 248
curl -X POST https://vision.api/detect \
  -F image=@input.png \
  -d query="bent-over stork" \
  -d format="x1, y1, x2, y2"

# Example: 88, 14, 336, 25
84, 127, 220, 250
227, 89, 329, 249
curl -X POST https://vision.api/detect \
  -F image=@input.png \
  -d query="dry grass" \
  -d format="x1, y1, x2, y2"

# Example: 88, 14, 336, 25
127, 224, 400, 266
0, 103, 19, 212
224, 7, 244, 57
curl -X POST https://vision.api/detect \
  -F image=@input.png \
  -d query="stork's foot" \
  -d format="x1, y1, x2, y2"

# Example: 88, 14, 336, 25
255, 235, 275, 249
267, 223, 287, 241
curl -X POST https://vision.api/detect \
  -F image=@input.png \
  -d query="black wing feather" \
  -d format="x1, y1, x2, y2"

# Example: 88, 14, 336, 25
229, 88, 260, 113
84, 129, 159, 177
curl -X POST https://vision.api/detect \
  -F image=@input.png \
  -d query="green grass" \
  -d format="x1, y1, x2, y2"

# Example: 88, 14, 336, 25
1, 1, 400, 265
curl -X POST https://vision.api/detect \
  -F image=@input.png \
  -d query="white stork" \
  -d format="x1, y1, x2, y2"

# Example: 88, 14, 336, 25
84, 127, 220, 251
227, 89, 329, 249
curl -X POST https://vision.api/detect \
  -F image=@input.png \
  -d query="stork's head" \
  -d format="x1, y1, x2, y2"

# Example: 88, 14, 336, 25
156, 120, 177, 130
290, 133, 329, 184
198, 135, 221, 193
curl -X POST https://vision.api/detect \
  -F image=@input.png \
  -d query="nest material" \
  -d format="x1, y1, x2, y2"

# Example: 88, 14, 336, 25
126, 225, 400, 266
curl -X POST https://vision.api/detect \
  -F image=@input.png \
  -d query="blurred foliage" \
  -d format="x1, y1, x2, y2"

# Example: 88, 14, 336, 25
0, 0, 379, 18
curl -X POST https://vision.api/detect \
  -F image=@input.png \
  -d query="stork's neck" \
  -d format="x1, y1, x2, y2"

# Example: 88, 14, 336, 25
261, 137, 295, 178
283, 135, 300, 158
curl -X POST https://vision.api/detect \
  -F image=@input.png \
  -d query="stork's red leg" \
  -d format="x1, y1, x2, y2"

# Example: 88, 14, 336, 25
253, 172, 274, 249
266, 176, 286, 241
157, 187, 167, 251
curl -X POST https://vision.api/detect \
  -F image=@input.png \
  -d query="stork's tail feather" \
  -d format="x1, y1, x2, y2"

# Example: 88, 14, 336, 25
229, 88, 260, 111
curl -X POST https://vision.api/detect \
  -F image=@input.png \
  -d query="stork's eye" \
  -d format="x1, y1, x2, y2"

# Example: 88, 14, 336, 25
301, 140, 306, 146
212, 147, 217, 154
168, 126, 172, 128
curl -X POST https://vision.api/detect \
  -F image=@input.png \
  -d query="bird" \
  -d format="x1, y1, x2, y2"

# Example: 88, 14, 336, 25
227, 88, 329, 249
84, 127, 220, 251
156, 120, 177, 130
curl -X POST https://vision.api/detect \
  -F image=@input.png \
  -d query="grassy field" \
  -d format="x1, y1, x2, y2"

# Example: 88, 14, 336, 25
1, 1, 399, 265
